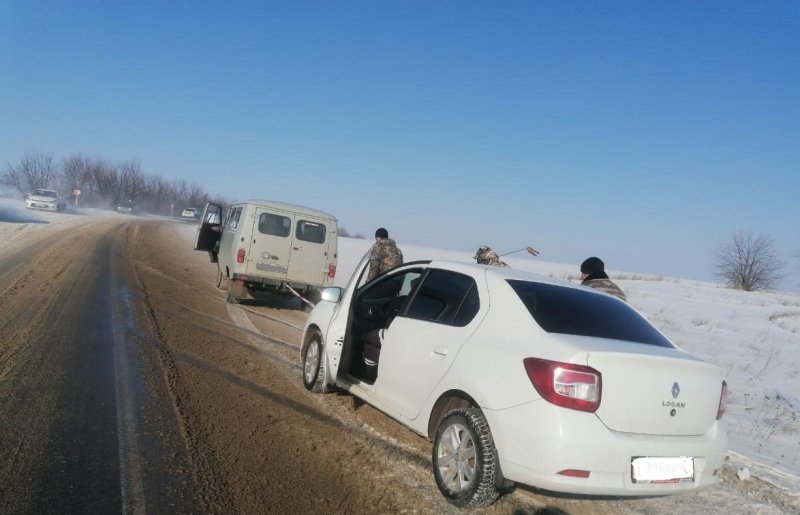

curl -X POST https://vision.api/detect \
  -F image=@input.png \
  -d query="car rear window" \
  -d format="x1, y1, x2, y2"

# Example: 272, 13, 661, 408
507, 280, 674, 347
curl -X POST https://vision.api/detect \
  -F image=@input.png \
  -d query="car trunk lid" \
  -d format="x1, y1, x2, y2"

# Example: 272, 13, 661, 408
589, 348, 724, 436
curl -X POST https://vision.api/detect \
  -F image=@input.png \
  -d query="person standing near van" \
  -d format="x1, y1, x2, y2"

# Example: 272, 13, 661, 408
580, 256, 627, 301
367, 228, 403, 281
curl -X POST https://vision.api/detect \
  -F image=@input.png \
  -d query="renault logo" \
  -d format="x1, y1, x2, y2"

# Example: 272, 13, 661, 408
672, 382, 681, 399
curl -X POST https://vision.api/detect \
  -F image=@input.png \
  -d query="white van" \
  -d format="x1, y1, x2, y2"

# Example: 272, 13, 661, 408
194, 200, 338, 305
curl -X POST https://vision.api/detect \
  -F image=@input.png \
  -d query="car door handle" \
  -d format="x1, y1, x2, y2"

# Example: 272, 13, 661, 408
293, 247, 300, 251
433, 346, 448, 357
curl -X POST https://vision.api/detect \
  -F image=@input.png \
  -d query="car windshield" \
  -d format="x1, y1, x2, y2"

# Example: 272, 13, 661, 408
34, 190, 56, 198
507, 280, 674, 348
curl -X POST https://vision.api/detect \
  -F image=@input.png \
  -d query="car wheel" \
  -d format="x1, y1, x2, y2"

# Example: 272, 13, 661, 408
302, 333, 328, 393
432, 408, 501, 508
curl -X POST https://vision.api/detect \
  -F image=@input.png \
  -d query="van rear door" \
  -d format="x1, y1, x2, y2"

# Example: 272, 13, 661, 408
247, 207, 293, 278
287, 217, 335, 287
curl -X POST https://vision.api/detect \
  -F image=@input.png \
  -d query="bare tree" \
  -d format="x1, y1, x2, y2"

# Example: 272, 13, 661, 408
90, 158, 119, 205
187, 182, 206, 208
62, 154, 92, 200
1, 151, 60, 197
3, 150, 227, 214
714, 231, 785, 291
118, 159, 146, 202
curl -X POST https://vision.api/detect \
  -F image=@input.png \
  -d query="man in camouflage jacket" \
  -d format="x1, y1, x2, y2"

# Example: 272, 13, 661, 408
367, 228, 403, 281
580, 256, 627, 301
473, 245, 510, 268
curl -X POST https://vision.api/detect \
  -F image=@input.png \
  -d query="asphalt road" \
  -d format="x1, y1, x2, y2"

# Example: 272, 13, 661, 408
0, 220, 200, 514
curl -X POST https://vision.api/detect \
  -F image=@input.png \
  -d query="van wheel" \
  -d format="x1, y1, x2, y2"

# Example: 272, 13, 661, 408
432, 408, 501, 508
302, 333, 328, 393
216, 268, 227, 290
225, 277, 242, 304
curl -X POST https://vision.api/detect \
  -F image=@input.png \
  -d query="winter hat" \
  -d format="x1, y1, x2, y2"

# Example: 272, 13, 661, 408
375, 227, 389, 239
580, 256, 605, 275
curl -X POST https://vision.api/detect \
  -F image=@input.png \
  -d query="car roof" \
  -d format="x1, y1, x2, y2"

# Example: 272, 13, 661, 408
425, 259, 588, 291
237, 199, 337, 221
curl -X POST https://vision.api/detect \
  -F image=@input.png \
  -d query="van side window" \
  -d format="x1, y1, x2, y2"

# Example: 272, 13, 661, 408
296, 220, 326, 244
258, 213, 291, 237
227, 207, 243, 230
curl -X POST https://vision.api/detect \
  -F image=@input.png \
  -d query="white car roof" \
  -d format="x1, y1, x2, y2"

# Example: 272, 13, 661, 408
425, 259, 588, 291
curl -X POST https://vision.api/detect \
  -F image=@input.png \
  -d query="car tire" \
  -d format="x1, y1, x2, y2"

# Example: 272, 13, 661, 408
432, 408, 501, 508
302, 333, 329, 393
216, 267, 226, 290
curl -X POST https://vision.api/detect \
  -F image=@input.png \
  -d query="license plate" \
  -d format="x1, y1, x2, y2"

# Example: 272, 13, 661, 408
631, 456, 694, 483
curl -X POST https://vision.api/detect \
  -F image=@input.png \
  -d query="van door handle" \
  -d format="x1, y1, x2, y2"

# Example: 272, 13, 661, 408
433, 346, 448, 357
293, 247, 301, 251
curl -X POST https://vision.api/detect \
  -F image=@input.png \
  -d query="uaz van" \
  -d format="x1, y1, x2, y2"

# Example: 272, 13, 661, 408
194, 200, 338, 305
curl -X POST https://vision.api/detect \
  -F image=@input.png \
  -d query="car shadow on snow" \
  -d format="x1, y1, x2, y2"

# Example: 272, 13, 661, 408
0, 205, 92, 223
0, 207, 50, 224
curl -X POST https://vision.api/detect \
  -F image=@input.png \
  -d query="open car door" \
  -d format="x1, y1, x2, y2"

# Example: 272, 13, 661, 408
194, 202, 223, 263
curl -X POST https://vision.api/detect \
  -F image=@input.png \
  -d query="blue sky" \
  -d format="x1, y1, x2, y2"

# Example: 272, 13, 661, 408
2, 1, 798, 288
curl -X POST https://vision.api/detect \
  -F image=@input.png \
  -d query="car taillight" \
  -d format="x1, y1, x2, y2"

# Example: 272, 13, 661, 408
328, 264, 336, 278
716, 380, 728, 420
523, 358, 602, 413
237, 248, 245, 264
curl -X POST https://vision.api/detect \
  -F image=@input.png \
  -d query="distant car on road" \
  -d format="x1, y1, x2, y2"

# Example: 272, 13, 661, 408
181, 207, 200, 218
25, 189, 66, 211
301, 257, 729, 507
116, 200, 137, 215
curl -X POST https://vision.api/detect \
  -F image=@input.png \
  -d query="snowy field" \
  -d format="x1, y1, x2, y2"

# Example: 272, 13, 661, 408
2, 197, 798, 497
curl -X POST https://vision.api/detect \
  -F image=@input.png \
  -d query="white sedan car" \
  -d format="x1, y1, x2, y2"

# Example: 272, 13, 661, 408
301, 256, 728, 507
25, 188, 66, 211
181, 207, 199, 218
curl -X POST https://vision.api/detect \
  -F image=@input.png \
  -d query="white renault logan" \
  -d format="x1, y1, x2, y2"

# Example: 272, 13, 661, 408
300, 256, 728, 507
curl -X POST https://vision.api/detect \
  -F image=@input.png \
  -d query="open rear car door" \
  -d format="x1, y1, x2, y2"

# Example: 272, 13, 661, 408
194, 202, 223, 263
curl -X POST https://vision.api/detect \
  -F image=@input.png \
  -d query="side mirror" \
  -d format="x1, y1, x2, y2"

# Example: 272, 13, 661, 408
320, 287, 342, 303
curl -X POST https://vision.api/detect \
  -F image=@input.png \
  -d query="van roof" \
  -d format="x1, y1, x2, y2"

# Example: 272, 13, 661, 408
238, 199, 337, 221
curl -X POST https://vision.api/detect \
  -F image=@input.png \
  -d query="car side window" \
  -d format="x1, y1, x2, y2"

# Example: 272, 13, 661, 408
405, 269, 479, 327
258, 213, 291, 237
296, 220, 326, 244
226, 207, 243, 230
361, 270, 422, 303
